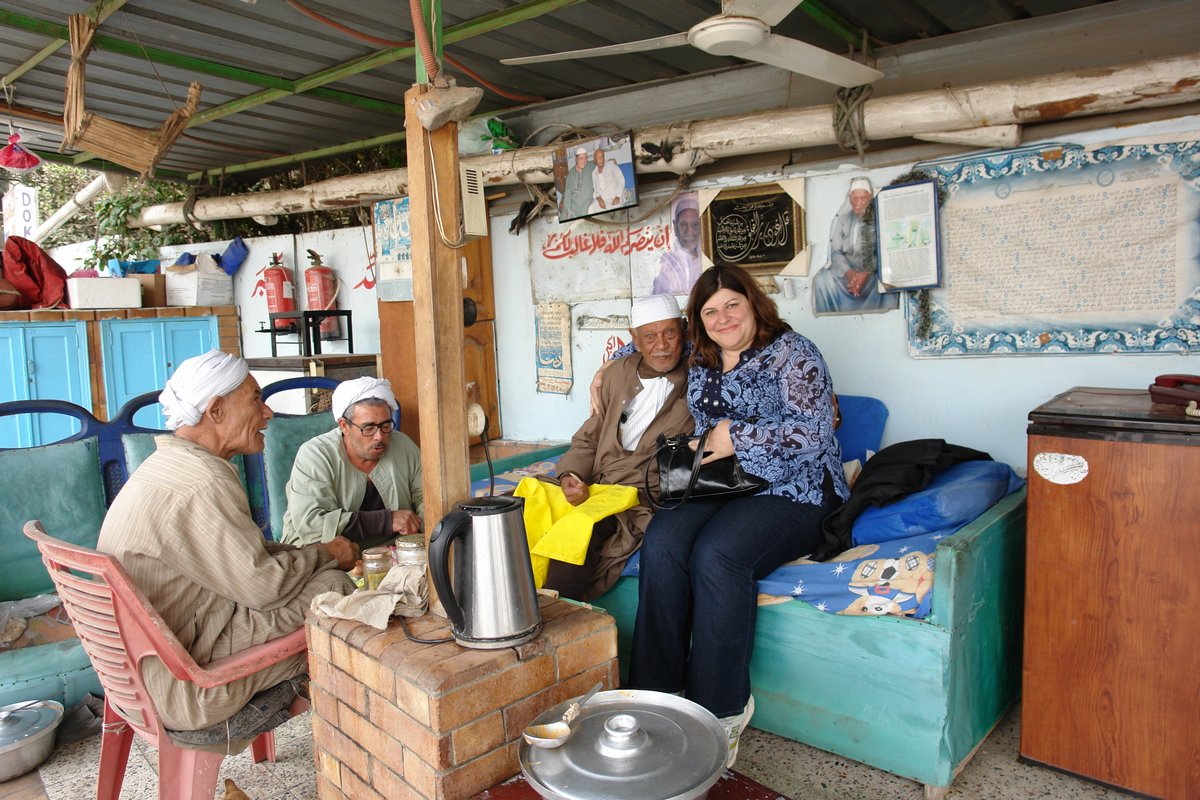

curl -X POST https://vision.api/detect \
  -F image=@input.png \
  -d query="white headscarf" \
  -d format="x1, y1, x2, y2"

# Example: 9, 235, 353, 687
159, 350, 249, 430
331, 377, 398, 421
630, 294, 682, 329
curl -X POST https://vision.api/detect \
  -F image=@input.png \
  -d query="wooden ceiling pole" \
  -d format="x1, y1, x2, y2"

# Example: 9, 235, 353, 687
402, 2, 470, 533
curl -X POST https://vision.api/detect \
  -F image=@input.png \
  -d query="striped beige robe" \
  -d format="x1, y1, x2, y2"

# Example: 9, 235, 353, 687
98, 435, 354, 731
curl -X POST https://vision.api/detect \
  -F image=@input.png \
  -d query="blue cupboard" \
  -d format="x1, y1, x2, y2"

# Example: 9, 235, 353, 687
100, 316, 217, 429
0, 321, 90, 447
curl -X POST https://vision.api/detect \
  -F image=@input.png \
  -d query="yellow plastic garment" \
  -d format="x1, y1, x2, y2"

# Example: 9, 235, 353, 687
513, 477, 639, 587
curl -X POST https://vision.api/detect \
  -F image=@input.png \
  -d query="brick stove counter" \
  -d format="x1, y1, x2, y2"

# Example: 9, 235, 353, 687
306, 596, 619, 800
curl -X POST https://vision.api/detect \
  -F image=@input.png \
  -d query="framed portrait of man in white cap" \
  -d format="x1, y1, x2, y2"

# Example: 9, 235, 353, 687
552, 131, 638, 223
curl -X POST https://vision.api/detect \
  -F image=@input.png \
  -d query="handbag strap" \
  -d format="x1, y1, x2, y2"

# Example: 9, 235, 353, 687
644, 428, 710, 511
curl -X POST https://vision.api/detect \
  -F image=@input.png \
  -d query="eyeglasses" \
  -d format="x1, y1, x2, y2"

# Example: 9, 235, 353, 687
344, 418, 394, 437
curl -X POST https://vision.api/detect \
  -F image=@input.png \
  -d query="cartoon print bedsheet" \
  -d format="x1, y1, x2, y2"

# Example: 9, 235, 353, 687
469, 454, 975, 620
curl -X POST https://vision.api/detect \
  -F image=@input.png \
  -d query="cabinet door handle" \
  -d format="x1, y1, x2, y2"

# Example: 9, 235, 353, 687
27, 360, 35, 381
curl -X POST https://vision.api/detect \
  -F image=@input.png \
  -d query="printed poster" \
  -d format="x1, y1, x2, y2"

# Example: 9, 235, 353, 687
535, 302, 573, 394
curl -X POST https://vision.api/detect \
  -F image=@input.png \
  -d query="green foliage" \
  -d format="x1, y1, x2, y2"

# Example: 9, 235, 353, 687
91, 181, 203, 266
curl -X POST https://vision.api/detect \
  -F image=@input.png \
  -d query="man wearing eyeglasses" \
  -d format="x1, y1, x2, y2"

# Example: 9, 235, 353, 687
280, 377, 423, 548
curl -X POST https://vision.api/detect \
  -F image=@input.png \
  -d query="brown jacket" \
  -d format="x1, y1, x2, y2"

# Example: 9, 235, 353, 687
549, 353, 694, 599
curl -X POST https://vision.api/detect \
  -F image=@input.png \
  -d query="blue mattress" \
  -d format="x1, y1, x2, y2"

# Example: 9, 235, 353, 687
469, 453, 1024, 619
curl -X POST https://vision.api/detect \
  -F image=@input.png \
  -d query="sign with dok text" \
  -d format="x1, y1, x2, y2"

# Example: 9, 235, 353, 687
2, 184, 39, 242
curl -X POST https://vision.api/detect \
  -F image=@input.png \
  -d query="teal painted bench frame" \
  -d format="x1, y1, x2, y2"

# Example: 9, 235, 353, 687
591, 487, 1027, 799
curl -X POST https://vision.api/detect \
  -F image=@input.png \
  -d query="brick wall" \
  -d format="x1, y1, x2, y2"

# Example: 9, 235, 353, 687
306, 597, 619, 800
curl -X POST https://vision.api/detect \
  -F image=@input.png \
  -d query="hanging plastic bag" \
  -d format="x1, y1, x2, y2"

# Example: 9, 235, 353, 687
0, 132, 42, 173
458, 117, 520, 156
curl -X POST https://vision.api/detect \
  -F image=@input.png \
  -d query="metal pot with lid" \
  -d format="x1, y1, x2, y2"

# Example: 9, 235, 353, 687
520, 690, 727, 800
0, 699, 63, 782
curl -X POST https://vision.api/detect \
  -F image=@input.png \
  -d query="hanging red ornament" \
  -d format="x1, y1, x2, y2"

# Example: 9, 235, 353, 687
0, 133, 43, 173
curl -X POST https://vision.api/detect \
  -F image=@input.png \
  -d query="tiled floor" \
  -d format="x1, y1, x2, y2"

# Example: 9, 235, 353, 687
12, 704, 1138, 800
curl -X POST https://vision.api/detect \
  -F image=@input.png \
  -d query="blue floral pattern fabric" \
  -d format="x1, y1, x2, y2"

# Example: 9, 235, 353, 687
689, 331, 849, 507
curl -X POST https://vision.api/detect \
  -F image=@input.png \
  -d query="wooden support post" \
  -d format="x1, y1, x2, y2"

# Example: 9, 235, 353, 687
405, 82, 469, 533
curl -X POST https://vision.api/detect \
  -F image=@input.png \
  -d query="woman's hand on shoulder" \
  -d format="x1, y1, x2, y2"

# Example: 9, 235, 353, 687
691, 419, 735, 464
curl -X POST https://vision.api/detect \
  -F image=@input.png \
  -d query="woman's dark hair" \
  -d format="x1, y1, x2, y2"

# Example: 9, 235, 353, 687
687, 264, 791, 369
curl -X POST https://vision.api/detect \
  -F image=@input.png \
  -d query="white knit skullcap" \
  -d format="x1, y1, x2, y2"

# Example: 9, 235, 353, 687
159, 350, 249, 430
630, 294, 682, 329
574, 146, 587, 156
332, 377, 398, 421
849, 177, 873, 193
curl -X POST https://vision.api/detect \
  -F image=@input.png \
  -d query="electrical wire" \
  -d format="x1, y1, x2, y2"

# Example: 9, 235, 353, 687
282, 0, 544, 103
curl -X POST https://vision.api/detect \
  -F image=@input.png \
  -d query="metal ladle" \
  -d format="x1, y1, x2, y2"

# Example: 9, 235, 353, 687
522, 682, 603, 748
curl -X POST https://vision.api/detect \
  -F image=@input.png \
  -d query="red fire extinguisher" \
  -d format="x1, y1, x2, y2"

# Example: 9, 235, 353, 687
305, 249, 340, 340
263, 252, 295, 331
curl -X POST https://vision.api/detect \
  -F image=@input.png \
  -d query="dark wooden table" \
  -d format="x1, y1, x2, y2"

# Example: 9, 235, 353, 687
471, 771, 793, 800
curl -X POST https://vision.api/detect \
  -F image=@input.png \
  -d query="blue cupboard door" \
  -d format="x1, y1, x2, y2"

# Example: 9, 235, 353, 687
0, 322, 90, 447
25, 323, 89, 444
0, 325, 32, 446
102, 317, 217, 429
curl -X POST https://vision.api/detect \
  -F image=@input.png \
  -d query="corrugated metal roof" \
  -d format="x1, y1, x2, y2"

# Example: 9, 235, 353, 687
0, 0, 1132, 181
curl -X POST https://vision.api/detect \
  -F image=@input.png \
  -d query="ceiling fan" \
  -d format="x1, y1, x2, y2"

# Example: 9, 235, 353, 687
500, 0, 883, 88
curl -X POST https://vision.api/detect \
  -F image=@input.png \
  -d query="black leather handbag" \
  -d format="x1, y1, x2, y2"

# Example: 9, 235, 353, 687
644, 427, 768, 510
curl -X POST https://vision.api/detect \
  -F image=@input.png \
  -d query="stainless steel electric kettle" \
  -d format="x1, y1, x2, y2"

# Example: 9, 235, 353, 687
428, 496, 542, 649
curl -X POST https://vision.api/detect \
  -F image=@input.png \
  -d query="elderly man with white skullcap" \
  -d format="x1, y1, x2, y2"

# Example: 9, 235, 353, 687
541, 294, 695, 601
280, 377, 423, 548
98, 350, 357, 743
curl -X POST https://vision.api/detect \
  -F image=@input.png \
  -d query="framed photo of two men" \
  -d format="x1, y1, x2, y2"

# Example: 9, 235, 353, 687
553, 131, 638, 223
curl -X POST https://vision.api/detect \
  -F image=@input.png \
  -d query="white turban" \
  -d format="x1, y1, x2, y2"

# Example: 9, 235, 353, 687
332, 377, 398, 421
630, 294, 682, 329
159, 350, 249, 430
849, 177, 873, 194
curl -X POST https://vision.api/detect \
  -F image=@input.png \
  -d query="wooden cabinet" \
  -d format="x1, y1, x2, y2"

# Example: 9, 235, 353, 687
0, 321, 90, 446
377, 230, 499, 448
1022, 387, 1200, 800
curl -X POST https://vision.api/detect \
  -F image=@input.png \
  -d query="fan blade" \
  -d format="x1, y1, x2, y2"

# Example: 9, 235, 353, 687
721, 0, 803, 27
500, 33, 690, 66
741, 34, 883, 87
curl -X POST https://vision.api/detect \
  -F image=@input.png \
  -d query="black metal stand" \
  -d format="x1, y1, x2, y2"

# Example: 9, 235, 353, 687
265, 310, 354, 357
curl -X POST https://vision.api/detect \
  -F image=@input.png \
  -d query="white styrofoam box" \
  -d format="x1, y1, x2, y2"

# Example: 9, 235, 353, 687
165, 254, 234, 306
66, 277, 142, 309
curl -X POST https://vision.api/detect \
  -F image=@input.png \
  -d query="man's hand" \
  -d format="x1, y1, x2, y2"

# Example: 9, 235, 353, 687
588, 359, 614, 417
691, 419, 735, 465
316, 537, 359, 571
597, 197, 608, 209
560, 473, 589, 506
391, 510, 421, 536
845, 269, 871, 298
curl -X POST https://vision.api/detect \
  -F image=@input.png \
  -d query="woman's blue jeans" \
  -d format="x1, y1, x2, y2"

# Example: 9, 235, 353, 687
628, 487, 837, 718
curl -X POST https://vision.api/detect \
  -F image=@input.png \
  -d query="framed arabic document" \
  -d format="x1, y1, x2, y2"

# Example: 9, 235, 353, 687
875, 179, 941, 292
701, 184, 805, 272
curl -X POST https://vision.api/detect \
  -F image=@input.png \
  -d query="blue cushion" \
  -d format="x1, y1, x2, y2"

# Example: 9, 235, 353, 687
851, 460, 1025, 545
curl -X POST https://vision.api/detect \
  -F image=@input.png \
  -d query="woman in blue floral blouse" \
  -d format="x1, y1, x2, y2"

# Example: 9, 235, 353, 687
628, 264, 849, 766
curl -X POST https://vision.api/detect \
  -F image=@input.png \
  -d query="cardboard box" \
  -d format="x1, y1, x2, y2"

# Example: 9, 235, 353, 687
136, 273, 167, 307
166, 254, 233, 306
66, 277, 142, 309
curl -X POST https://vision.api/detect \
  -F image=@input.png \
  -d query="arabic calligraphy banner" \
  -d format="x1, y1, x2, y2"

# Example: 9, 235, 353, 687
909, 140, 1200, 357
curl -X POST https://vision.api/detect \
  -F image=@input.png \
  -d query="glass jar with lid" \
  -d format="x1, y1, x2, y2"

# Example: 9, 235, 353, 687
362, 547, 393, 590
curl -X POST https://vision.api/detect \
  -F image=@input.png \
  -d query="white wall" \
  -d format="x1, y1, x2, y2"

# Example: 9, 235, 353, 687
491, 114, 1200, 470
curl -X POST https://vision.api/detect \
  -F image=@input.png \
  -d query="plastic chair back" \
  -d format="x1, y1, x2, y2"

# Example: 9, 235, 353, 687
23, 520, 307, 800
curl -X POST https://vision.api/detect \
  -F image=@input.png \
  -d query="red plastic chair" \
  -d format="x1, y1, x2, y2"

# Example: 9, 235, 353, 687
23, 520, 310, 800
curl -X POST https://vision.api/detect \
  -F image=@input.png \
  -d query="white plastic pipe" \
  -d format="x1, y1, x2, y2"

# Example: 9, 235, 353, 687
29, 173, 126, 244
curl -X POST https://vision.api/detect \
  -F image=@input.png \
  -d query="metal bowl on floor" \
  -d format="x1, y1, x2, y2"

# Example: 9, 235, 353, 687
0, 700, 64, 782
520, 690, 726, 800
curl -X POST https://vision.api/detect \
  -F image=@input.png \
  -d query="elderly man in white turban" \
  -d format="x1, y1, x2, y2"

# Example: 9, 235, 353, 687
812, 177, 898, 314
281, 377, 423, 548
98, 350, 357, 744
541, 294, 695, 601
563, 144, 595, 220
